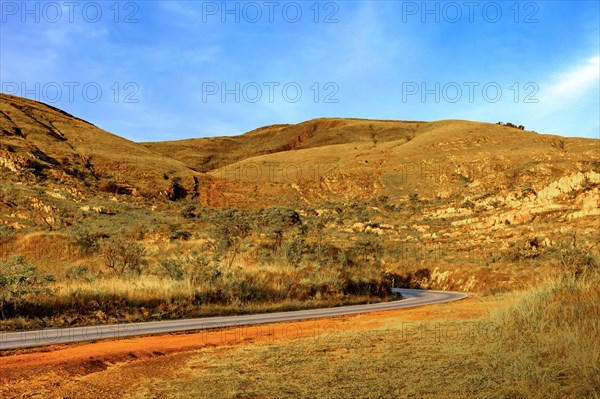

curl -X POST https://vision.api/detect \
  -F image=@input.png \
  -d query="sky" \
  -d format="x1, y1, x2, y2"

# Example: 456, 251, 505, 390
1, 0, 599, 141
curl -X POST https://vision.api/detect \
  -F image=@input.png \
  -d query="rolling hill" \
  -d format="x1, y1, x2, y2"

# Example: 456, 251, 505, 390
0, 93, 598, 294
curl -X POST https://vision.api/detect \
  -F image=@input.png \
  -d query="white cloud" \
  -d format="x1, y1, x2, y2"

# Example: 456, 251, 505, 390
541, 55, 599, 105
503, 55, 600, 137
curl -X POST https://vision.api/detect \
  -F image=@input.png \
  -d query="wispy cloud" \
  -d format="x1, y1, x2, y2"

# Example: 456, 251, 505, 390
2, 1, 597, 140
513, 54, 600, 137
334, 3, 403, 77
541, 55, 600, 105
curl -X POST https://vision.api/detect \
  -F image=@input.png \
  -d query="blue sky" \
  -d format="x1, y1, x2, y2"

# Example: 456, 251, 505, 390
1, 0, 599, 141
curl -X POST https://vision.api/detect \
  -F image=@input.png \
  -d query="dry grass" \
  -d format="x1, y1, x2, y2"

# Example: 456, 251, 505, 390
478, 271, 600, 397
142, 118, 424, 173
117, 271, 600, 399
0, 257, 391, 331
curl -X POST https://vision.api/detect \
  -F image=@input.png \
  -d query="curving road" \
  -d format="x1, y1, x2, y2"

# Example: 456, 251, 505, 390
0, 288, 467, 350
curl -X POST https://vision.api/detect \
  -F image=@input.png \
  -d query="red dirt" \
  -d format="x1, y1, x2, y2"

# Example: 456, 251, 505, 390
0, 296, 491, 398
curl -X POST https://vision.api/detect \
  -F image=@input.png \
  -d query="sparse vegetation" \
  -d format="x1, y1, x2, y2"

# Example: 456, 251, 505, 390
547, 232, 599, 276
1, 93, 599, 398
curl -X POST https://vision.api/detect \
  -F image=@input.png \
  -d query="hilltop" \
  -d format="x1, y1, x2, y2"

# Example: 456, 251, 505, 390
0, 93, 202, 200
2, 93, 597, 210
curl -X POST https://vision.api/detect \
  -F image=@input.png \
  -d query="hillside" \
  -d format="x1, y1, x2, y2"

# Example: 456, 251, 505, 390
141, 118, 426, 173
0, 93, 598, 331
202, 120, 599, 208
3, 93, 597, 210
0, 93, 203, 200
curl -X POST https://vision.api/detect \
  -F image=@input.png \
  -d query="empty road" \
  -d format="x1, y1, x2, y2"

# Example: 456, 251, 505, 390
0, 288, 467, 350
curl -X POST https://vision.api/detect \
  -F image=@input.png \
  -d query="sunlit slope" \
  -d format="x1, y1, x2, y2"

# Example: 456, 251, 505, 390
206, 119, 599, 205
141, 118, 426, 173
0, 93, 202, 197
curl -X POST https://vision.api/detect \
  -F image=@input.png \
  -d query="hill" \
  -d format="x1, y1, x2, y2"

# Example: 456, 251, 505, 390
141, 118, 425, 173
0, 93, 598, 331
0, 93, 202, 200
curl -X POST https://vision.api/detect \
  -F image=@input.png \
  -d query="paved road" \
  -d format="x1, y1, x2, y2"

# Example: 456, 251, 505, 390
0, 288, 467, 350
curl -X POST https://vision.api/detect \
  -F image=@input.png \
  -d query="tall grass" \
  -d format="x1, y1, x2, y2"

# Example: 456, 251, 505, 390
0, 257, 391, 330
130, 271, 600, 399
477, 271, 600, 397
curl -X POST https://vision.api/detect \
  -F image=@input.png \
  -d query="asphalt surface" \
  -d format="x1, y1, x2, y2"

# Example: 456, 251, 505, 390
0, 288, 467, 350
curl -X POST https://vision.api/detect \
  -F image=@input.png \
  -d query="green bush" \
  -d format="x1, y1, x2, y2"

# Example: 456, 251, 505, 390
74, 230, 101, 255
160, 258, 185, 280
0, 256, 53, 319
283, 233, 307, 266
350, 237, 384, 263
65, 264, 93, 282
0, 224, 15, 242
170, 229, 191, 241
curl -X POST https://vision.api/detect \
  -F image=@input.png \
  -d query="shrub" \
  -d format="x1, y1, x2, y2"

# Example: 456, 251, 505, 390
74, 230, 101, 255
283, 233, 307, 266
209, 210, 252, 267
161, 253, 222, 285
101, 237, 146, 276
65, 264, 93, 282
160, 258, 185, 281
190, 254, 222, 285
304, 241, 348, 269
506, 238, 541, 262
99, 179, 120, 193
0, 224, 15, 242
179, 204, 197, 219
170, 229, 191, 241
0, 256, 53, 319
350, 237, 384, 262
547, 234, 599, 277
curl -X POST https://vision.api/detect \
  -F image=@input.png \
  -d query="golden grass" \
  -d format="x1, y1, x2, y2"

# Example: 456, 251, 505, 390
120, 272, 600, 399
0, 257, 390, 331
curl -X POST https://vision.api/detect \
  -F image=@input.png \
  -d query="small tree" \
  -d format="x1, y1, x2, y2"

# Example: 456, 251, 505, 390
258, 207, 302, 253
351, 237, 384, 263
101, 237, 146, 276
209, 210, 252, 267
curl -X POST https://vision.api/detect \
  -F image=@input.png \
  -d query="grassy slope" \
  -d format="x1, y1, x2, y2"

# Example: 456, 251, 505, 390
0, 93, 202, 197
141, 118, 426, 173
207, 119, 599, 201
